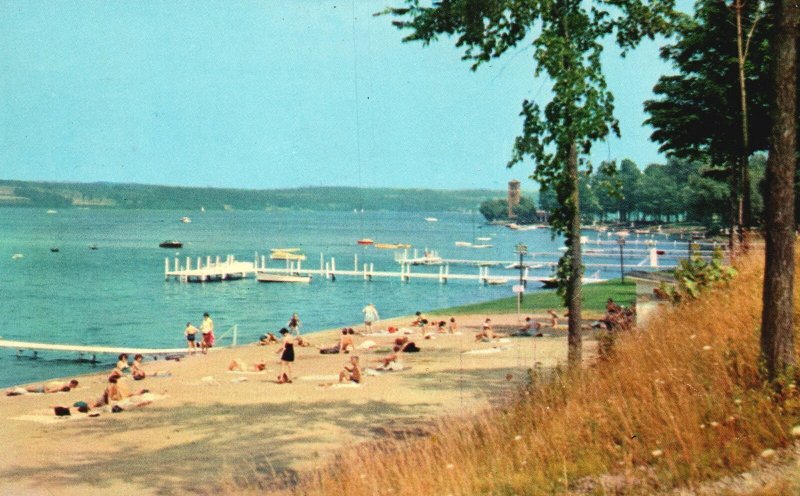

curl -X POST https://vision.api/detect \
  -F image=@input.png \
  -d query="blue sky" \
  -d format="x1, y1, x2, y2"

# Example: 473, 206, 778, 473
0, 1, 677, 191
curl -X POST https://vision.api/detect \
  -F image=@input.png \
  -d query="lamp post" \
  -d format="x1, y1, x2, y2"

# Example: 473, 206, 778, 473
515, 242, 528, 303
616, 235, 627, 282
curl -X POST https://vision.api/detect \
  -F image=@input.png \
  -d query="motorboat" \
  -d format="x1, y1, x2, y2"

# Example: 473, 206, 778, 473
50, 247, 59, 253
180, 216, 191, 223
470, 244, 493, 249
485, 277, 508, 285
159, 240, 183, 249
407, 250, 443, 265
455, 241, 473, 247
424, 217, 438, 222
504, 262, 544, 270
357, 238, 374, 245
270, 248, 307, 261
256, 272, 312, 283
375, 243, 409, 249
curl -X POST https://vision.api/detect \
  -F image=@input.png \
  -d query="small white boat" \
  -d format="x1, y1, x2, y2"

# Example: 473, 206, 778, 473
485, 277, 508, 286
407, 250, 443, 265
424, 217, 438, 222
180, 216, 191, 223
270, 249, 307, 261
257, 272, 312, 283
475, 236, 492, 241
504, 262, 544, 270
470, 244, 493, 249
455, 241, 473, 247
46, 210, 58, 214
11, 253, 23, 260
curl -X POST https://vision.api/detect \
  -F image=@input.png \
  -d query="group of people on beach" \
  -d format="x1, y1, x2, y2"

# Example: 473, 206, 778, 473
184, 312, 215, 354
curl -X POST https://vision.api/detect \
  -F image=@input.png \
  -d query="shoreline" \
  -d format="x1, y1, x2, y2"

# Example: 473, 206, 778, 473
0, 310, 592, 495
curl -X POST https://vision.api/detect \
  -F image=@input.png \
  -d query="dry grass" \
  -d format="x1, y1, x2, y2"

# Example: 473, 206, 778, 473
239, 249, 800, 495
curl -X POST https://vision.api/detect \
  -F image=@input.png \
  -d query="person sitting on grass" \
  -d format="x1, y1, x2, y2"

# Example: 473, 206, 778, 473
339, 356, 362, 384
6, 379, 79, 396
131, 354, 146, 381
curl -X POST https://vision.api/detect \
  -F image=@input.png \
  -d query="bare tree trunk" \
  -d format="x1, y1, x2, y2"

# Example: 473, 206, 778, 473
734, 0, 753, 248
567, 141, 583, 367
760, 0, 797, 380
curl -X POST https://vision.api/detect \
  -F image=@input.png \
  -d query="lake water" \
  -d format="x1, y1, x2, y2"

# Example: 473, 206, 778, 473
0, 208, 674, 387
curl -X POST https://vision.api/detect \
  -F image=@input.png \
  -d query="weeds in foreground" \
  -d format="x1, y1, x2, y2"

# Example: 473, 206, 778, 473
234, 250, 800, 495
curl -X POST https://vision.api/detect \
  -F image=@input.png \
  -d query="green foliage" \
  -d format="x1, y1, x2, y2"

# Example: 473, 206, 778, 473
478, 198, 509, 222
663, 247, 737, 302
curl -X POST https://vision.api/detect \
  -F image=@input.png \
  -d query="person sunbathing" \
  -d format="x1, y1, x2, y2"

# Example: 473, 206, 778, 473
131, 354, 146, 381
394, 337, 420, 353
373, 346, 404, 371
339, 356, 362, 384
259, 332, 278, 345
6, 379, 79, 396
475, 318, 497, 342
511, 317, 543, 337
227, 358, 267, 372
95, 374, 146, 407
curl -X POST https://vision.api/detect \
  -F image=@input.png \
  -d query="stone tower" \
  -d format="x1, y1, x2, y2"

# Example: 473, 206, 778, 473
507, 180, 520, 218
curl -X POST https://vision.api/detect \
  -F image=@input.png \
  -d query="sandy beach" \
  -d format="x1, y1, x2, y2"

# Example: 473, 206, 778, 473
0, 312, 595, 495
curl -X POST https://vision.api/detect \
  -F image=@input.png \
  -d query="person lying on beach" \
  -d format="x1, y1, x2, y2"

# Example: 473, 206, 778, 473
115, 353, 130, 374
6, 379, 79, 396
131, 354, 146, 380
372, 346, 405, 371
295, 335, 313, 347
227, 358, 267, 372
259, 332, 278, 345
475, 318, 506, 342
395, 337, 420, 353
339, 356, 362, 384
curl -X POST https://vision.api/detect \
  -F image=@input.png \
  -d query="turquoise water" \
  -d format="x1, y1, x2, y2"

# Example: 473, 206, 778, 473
0, 208, 674, 387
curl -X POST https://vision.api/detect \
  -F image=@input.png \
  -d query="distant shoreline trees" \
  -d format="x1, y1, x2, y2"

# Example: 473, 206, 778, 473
480, 156, 766, 229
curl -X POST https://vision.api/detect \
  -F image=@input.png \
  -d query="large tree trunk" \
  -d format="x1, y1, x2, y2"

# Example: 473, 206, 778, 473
760, 0, 797, 380
567, 141, 583, 367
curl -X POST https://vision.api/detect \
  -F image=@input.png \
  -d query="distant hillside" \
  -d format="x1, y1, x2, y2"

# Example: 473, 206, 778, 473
0, 180, 514, 212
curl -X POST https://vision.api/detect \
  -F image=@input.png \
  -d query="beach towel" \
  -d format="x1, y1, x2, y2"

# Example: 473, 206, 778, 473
356, 340, 377, 350
298, 374, 339, 382
462, 346, 511, 355
324, 382, 363, 389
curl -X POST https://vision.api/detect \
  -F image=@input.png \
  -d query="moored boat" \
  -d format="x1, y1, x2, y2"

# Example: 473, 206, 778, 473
159, 240, 183, 249
256, 272, 312, 283
357, 238, 374, 245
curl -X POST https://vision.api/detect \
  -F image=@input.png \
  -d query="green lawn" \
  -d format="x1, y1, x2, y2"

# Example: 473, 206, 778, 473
439, 279, 635, 315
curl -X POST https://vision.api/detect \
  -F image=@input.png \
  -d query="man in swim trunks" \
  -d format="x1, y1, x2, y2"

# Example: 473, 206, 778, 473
6, 379, 79, 396
185, 321, 199, 354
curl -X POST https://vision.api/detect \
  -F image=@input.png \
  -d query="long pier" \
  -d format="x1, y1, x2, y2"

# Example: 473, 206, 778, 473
0, 326, 239, 361
165, 255, 256, 282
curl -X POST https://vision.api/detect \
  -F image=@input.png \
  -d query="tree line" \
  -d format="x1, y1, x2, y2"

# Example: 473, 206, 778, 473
481, 155, 769, 230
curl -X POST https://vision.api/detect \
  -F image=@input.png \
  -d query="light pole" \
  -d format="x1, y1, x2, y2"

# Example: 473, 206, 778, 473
515, 243, 528, 302
616, 235, 627, 282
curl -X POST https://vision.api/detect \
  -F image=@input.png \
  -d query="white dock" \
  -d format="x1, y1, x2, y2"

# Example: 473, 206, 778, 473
0, 339, 189, 361
165, 255, 256, 282
0, 326, 238, 361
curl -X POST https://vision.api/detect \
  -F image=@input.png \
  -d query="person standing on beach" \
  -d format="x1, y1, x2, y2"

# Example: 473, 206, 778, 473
362, 303, 379, 332
287, 313, 301, 337
276, 328, 295, 383
200, 312, 215, 354
184, 322, 199, 355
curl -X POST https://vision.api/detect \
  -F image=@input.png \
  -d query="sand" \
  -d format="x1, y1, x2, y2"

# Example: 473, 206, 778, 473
0, 313, 596, 495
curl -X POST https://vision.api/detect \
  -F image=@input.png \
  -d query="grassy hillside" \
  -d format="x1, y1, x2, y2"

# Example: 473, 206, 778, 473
253, 249, 800, 495
0, 180, 513, 212
440, 279, 635, 315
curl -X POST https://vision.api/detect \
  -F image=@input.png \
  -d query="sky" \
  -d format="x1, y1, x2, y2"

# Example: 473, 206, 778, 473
0, 1, 680, 191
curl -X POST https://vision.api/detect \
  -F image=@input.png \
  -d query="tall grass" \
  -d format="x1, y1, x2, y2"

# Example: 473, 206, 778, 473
255, 250, 800, 495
